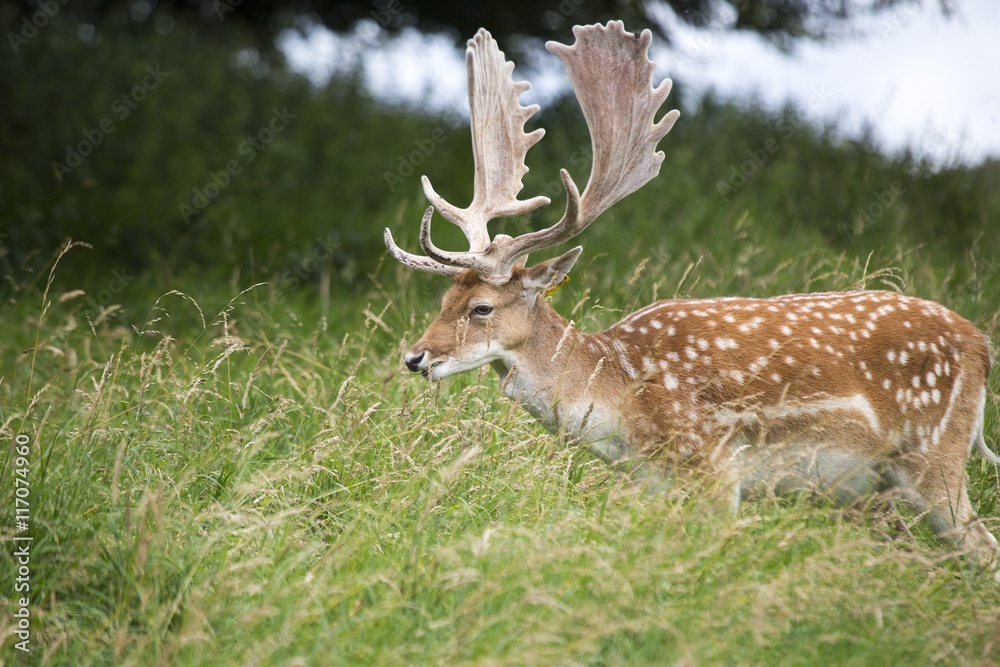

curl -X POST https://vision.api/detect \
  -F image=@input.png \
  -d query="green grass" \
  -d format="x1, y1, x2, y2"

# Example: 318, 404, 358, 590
2, 219, 1000, 665
3, 18, 1000, 662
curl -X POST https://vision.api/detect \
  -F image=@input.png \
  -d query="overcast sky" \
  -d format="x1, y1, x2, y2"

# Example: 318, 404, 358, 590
281, 0, 1000, 166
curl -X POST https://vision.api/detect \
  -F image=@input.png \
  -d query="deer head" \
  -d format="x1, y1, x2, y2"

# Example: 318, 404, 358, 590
386, 21, 680, 378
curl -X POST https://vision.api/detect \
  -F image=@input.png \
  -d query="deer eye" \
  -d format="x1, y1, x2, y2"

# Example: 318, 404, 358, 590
471, 304, 493, 317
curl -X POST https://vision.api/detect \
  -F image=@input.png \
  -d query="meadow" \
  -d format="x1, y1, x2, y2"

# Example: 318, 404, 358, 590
3, 13, 1000, 665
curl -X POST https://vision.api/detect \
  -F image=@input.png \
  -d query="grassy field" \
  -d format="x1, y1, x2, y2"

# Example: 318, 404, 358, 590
3, 198, 1000, 665
3, 19, 1000, 659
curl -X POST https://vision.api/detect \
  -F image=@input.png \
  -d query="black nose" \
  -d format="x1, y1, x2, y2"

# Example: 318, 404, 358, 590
404, 351, 425, 373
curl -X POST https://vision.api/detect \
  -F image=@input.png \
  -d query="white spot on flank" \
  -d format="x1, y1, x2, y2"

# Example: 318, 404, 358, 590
781, 325, 793, 336
716, 337, 739, 350
642, 357, 657, 375
697, 338, 709, 350
926, 372, 936, 387
887, 350, 896, 363
899, 351, 909, 365
685, 347, 699, 360
882, 378, 891, 390
650, 319, 662, 329
663, 373, 679, 390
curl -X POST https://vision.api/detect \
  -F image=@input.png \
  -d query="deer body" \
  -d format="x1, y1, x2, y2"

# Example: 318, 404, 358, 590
386, 22, 999, 564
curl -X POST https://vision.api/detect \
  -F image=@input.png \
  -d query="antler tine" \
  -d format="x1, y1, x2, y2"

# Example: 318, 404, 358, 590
384, 226, 463, 277
417, 207, 493, 274
422, 28, 551, 253
490, 21, 680, 271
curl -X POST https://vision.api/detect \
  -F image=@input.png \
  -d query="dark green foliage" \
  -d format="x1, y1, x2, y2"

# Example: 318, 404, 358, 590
3, 4, 999, 326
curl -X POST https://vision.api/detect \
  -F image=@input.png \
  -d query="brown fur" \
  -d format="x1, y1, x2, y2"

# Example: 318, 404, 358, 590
406, 271, 999, 563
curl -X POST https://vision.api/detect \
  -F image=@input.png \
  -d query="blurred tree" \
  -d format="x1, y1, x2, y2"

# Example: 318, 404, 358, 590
21, 0, 937, 51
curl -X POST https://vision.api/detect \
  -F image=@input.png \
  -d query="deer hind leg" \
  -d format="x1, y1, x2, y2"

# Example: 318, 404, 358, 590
889, 446, 1000, 576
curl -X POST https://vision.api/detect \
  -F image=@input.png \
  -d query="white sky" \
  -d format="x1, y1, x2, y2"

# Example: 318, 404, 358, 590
280, 0, 1000, 166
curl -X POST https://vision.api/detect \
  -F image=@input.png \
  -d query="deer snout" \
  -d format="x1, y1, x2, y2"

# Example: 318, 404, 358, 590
404, 350, 427, 373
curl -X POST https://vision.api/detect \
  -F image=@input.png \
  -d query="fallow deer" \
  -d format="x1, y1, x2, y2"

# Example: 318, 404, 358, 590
385, 21, 1000, 565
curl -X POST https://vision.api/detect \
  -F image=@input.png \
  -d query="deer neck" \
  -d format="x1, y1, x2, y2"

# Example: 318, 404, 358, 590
489, 300, 633, 464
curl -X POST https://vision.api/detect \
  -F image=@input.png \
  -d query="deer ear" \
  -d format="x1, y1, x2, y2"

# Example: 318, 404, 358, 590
523, 246, 583, 293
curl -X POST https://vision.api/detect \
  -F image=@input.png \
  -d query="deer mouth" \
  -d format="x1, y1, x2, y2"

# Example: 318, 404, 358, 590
423, 360, 445, 379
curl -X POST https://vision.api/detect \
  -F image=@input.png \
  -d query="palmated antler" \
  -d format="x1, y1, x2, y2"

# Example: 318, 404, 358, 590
385, 21, 680, 284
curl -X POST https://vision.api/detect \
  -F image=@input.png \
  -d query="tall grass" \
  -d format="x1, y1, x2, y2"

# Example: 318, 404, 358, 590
2, 213, 999, 665
3, 16, 1000, 662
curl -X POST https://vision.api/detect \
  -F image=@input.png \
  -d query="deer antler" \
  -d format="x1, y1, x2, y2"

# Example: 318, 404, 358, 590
385, 21, 679, 284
